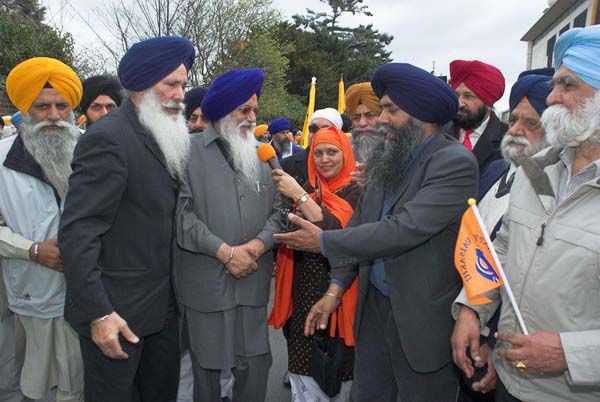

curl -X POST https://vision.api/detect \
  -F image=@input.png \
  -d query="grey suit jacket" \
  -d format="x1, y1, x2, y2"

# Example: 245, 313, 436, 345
173, 125, 281, 312
323, 132, 479, 372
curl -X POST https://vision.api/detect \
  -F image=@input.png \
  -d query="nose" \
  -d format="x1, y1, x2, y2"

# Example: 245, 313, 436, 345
173, 86, 185, 103
507, 119, 523, 137
546, 86, 561, 106
247, 110, 256, 124
359, 114, 368, 127
47, 104, 61, 121
378, 110, 390, 125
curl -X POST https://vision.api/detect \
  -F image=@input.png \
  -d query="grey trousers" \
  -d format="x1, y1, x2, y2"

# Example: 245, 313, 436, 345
0, 313, 23, 402
350, 286, 460, 402
189, 348, 272, 402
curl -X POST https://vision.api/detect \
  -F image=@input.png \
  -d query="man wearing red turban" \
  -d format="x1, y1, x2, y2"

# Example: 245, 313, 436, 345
444, 60, 508, 198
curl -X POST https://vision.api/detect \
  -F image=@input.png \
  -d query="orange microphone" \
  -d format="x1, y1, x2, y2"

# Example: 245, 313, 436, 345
257, 143, 281, 170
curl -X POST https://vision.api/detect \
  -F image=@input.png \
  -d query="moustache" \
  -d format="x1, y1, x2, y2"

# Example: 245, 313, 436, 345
162, 101, 185, 111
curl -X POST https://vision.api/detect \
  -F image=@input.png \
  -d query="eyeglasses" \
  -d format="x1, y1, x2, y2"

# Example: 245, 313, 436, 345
309, 124, 330, 133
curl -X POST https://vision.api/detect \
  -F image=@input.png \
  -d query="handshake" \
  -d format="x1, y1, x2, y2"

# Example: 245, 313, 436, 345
216, 239, 266, 278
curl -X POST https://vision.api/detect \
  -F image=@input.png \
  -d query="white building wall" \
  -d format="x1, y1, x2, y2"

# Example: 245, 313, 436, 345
528, 0, 593, 69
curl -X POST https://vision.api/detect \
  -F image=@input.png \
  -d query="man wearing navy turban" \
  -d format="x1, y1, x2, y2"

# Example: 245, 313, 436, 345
59, 36, 195, 402
184, 86, 208, 134
174, 68, 281, 401
268, 117, 303, 159
452, 25, 600, 402
443, 60, 508, 188
275, 62, 479, 401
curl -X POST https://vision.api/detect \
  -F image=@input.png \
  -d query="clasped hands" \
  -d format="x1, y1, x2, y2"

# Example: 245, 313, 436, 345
217, 238, 266, 278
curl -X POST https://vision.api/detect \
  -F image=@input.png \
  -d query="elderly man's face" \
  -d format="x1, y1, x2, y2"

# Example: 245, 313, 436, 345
273, 130, 290, 145
28, 88, 72, 126
150, 64, 188, 115
503, 101, 546, 162
352, 103, 379, 132
188, 107, 208, 133
378, 95, 411, 135
547, 65, 597, 111
228, 95, 258, 137
453, 82, 489, 129
86, 95, 117, 124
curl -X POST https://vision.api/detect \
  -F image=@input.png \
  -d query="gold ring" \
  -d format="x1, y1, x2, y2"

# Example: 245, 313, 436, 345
515, 360, 527, 372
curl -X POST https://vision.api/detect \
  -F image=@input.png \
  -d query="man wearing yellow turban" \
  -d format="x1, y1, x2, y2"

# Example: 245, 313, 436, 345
1, 57, 83, 401
345, 82, 383, 165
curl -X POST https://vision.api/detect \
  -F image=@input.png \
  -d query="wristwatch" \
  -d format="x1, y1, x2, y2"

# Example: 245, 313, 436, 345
296, 193, 310, 206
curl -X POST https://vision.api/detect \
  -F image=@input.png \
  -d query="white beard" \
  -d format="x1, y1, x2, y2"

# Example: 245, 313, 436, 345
501, 133, 548, 165
20, 113, 80, 199
541, 90, 600, 148
137, 89, 190, 180
218, 114, 260, 184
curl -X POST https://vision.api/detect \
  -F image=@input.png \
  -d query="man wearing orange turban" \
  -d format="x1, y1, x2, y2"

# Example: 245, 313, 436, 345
1, 57, 83, 401
345, 83, 383, 165
444, 60, 508, 196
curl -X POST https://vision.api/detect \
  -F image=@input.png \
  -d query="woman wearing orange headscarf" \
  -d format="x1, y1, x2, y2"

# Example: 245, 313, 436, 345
269, 126, 360, 401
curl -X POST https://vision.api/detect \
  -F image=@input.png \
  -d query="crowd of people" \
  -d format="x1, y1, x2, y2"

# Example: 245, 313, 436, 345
0, 22, 599, 402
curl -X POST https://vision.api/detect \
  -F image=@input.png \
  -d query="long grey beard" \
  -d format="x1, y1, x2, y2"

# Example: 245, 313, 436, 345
137, 89, 191, 180
218, 115, 260, 185
272, 138, 290, 155
541, 90, 600, 148
20, 114, 80, 200
351, 127, 385, 163
366, 118, 424, 191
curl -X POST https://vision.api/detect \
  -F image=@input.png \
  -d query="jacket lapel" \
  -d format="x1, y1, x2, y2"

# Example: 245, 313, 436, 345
472, 114, 502, 168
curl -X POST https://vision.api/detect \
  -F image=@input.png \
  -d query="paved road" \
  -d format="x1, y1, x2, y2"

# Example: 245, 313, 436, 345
266, 278, 292, 402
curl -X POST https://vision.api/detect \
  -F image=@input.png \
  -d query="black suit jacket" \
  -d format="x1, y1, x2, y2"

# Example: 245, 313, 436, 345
59, 99, 177, 337
322, 132, 479, 373
442, 112, 507, 176
280, 146, 309, 186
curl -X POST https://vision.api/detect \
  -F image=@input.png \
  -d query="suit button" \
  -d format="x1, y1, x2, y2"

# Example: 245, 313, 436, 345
239, 195, 244, 200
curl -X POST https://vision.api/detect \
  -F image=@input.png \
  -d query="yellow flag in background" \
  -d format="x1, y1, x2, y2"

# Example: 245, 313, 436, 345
454, 200, 504, 304
338, 74, 346, 114
301, 77, 317, 148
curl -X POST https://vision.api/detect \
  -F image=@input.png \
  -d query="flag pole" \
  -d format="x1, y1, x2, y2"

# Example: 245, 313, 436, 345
467, 198, 529, 335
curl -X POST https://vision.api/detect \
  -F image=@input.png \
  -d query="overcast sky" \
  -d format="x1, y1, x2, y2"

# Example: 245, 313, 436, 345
41, 0, 552, 110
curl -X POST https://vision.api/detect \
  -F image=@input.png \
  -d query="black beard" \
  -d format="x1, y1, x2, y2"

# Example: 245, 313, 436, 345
366, 118, 424, 192
189, 128, 203, 134
452, 103, 488, 130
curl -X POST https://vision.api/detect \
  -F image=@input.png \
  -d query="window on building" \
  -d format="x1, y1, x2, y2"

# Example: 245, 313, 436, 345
547, 35, 556, 67
573, 9, 587, 27
559, 23, 570, 35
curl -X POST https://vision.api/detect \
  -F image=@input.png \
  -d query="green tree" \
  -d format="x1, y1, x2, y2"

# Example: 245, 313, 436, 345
279, 0, 392, 109
0, 0, 76, 77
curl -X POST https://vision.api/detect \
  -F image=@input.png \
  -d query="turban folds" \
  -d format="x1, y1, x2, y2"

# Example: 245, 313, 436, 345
184, 87, 208, 120
118, 36, 195, 91
450, 60, 505, 106
201, 68, 264, 122
6, 57, 82, 114
310, 108, 343, 129
554, 25, 600, 89
345, 82, 381, 118
254, 124, 268, 137
80, 75, 123, 115
371, 63, 458, 125
268, 117, 291, 134
509, 69, 554, 116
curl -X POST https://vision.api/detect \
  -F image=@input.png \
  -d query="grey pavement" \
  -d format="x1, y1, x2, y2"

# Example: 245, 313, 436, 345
266, 277, 292, 402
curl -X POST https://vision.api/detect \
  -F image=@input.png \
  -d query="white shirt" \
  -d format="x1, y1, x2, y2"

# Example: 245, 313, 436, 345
458, 115, 490, 149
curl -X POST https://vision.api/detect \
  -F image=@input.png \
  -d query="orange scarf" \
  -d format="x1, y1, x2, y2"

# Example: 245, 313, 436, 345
268, 127, 359, 346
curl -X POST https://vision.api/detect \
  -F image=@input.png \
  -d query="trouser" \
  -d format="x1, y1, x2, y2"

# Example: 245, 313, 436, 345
79, 307, 180, 402
189, 348, 272, 402
350, 286, 460, 402
176, 351, 234, 401
494, 381, 523, 402
0, 313, 23, 402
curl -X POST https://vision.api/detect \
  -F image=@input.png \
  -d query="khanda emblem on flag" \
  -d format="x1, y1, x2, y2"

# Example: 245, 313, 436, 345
475, 248, 500, 283
454, 200, 504, 304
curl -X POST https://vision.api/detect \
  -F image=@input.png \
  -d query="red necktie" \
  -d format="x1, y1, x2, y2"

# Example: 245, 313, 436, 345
462, 129, 474, 151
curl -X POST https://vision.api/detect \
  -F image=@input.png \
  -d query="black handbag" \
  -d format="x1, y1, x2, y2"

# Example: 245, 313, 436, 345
309, 332, 344, 397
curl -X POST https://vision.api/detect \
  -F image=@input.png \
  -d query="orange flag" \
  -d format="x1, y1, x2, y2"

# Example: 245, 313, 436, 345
454, 200, 504, 304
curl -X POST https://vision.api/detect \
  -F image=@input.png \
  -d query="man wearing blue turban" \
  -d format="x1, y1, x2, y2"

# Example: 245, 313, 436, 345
275, 62, 479, 401
268, 117, 303, 159
184, 86, 208, 134
452, 25, 600, 402
59, 36, 195, 402
174, 68, 281, 401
